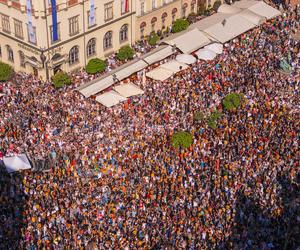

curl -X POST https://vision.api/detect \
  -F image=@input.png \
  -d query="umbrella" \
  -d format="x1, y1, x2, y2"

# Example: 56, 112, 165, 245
195, 49, 217, 61
204, 43, 223, 54
176, 54, 197, 65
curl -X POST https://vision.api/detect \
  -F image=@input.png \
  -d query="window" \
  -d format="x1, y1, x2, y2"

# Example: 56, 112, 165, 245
69, 46, 79, 65
19, 51, 25, 67
121, 0, 129, 14
120, 24, 128, 42
27, 25, 37, 44
50, 23, 61, 43
140, 22, 146, 39
6, 45, 14, 62
141, 1, 145, 15
182, 4, 188, 18
88, 10, 96, 27
161, 13, 167, 29
162, 0, 167, 5
103, 31, 113, 50
86, 38, 96, 57
14, 19, 23, 39
152, 0, 156, 9
1, 15, 10, 33
191, 3, 195, 13
104, 2, 113, 21
69, 16, 79, 36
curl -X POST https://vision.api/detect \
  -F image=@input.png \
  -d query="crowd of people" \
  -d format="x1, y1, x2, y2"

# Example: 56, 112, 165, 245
0, 4, 299, 250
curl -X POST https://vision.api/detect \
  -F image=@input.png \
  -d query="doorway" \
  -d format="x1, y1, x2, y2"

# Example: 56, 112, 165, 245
53, 64, 62, 75
32, 67, 38, 77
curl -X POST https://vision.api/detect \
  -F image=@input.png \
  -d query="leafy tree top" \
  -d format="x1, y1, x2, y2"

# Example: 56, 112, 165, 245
86, 58, 107, 74
52, 71, 71, 88
0, 61, 14, 82
171, 131, 193, 149
172, 19, 190, 33
116, 45, 135, 61
222, 93, 245, 111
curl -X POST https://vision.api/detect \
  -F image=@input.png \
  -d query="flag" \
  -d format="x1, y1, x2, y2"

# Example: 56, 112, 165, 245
121, 0, 129, 13
26, 0, 36, 43
51, 0, 59, 42
89, 0, 95, 26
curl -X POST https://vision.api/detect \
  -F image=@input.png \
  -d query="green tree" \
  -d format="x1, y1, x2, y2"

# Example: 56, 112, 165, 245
194, 111, 205, 122
0, 62, 13, 82
116, 45, 135, 61
213, 0, 222, 12
171, 131, 193, 149
86, 58, 107, 74
172, 19, 190, 33
187, 12, 197, 24
148, 33, 160, 46
222, 93, 245, 111
207, 110, 222, 129
52, 71, 72, 88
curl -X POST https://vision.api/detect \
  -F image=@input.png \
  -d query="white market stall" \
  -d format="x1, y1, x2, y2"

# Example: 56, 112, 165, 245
114, 83, 144, 98
176, 54, 197, 64
3, 154, 32, 173
195, 49, 217, 61
96, 90, 127, 108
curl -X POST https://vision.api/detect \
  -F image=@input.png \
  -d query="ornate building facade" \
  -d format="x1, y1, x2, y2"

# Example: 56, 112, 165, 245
0, 0, 210, 79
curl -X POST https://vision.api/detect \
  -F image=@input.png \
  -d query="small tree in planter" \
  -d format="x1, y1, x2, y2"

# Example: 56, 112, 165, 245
171, 131, 193, 149
187, 12, 197, 24
198, 4, 206, 16
148, 33, 160, 46
86, 58, 107, 74
52, 71, 72, 88
213, 0, 222, 12
116, 45, 135, 61
0, 62, 14, 82
222, 93, 245, 111
172, 19, 189, 33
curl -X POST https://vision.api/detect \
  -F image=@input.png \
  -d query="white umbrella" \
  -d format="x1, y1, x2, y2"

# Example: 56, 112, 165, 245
195, 49, 217, 61
204, 43, 223, 54
176, 54, 197, 65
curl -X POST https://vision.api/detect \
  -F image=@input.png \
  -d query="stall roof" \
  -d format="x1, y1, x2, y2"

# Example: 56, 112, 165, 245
114, 83, 144, 98
3, 154, 31, 173
115, 59, 148, 80
239, 9, 266, 25
160, 60, 189, 73
146, 67, 174, 81
95, 90, 127, 108
164, 29, 211, 54
143, 45, 174, 65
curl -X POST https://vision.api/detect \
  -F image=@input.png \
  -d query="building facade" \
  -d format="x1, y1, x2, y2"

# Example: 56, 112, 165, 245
0, 0, 205, 80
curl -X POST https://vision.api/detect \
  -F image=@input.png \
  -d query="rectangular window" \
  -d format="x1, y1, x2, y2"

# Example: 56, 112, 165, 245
27, 24, 37, 44
1, 14, 11, 33
50, 23, 61, 43
152, 0, 156, 9
14, 19, 23, 39
69, 16, 79, 36
121, 0, 129, 14
141, 2, 145, 15
104, 2, 113, 21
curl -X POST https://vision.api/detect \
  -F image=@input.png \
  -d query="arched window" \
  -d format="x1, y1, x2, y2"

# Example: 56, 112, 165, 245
69, 46, 79, 65
19, 51, 25, 67
103, 31, 113, 50
6, 45, 14, 62
182, 3, 188, 18
86, 38, 96, 57
151, 17, 157, 32
140, 22, 146, 39
161, 12, 168, 28
120, 24, 128, 42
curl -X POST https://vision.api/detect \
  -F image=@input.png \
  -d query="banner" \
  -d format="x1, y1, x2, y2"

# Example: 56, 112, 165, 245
51, 0, 59, 42
89, 0, 95, 26
26, 0, 36, 43
121, 0, 129, 13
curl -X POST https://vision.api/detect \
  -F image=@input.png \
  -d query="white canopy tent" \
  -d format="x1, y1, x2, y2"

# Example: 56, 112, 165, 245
176, 54, 197, 64
203, 14, 256, 43
78, 75, 115, 98
143, 45, 174, 65
190, 13, 232, 31
233, 1, 281, 19
146, 67, 174, 81
195, 49, 217, 61
114, 83, 144, 98
95, 90, 127, 108
160, 60, 189, 73
204, 43, 223, 54
218, 4, 241, 14
3, 154, 32, 173
115, 60, 148, 80
239, 9, 266, 25
164, 29, 211, 54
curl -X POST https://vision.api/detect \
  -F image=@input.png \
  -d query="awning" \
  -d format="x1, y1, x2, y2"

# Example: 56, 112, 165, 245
96, 90, 127, 108
160, 60, 189, 73
233, 0, 281, 19
143, 45, 174, 65
218, 4, 241, 14
78, 75, 115, 97
195, 49, 217, 61
3, 154, 32, 173
176, 54, 197, 64
238, 9, 266, 25
146, 67, 174, 81
204, 43, 223, 54
189, 13, 232, 31
203, 14, 255, 43
164, 29, 211, 54
114, 83, 144, 98
115, 60, 148, 80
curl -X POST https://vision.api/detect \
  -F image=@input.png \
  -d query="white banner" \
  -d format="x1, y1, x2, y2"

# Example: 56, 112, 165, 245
26, 0, 36, 43
89, 0, 95, 26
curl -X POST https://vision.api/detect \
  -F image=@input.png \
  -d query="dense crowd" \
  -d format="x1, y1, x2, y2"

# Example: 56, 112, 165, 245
0, 5, 299, 250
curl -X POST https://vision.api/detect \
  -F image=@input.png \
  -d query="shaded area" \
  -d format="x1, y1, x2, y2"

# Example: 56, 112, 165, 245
218, 173, 300, 250
0, 161, 27, 249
